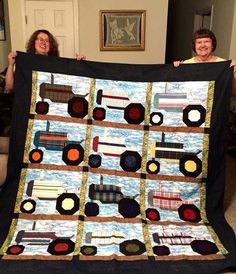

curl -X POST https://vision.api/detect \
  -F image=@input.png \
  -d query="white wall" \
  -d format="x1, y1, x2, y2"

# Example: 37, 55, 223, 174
5, 0, 236, 66
6, 0, 168, 64
6, 0, 25, 52
211, 0, 235, 59
229, 0, 236, 59
78, 0, 168, 63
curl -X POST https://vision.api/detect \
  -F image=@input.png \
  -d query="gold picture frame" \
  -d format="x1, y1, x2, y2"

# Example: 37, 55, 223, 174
100, 10, 146, 51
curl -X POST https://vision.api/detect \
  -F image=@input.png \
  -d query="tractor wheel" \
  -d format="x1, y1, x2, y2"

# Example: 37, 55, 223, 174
47, 238, 75, 255
85, 202, 99, 217
124, 103, 145, 124
190, 240, 218, 255
80, 245, 97, 256
178, 204, 201, 223
6, 244, 25, 255
35, 101, 49, 115
179, 154, 202, 177
146, 208, 160, 221
146, 159, 160, 174
68, 97, 88, 118
120, 150, 142, 172
118, 198, 140, 218
62, 143, 84, 165
29, 149, 43, 163
120, 239, 145, 256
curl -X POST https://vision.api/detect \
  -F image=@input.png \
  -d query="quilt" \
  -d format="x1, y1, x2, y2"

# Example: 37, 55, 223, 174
0, 52, 236, 274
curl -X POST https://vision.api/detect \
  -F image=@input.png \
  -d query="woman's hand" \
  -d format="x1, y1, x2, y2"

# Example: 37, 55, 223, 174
7, 51, 17, 66
230, 59, 236, 73
173, 60, 183, 67
75, 53, 86, 61
230, 60, 236, 97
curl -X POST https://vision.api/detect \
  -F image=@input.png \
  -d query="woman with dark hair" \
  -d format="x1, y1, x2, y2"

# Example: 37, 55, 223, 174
5, 29, 85, 92
25, 29, 60, 56
191, 28, 217, 55
173, 28, 236, 95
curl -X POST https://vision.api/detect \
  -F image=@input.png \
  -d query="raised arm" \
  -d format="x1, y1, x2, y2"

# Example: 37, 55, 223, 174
230, 60, 236, 97
5, 51, 17, 93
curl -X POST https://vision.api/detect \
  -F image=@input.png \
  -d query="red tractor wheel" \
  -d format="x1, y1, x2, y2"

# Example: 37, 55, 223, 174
124, 103, 145, 124
47, 238, 75, 255
6, 244, 25, 255
68, 97, 88, 118
146, 208, 160, 221
35, 101, 49, 114
178, 204, 201, 223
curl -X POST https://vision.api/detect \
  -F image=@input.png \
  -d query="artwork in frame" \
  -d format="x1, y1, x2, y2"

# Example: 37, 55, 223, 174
100, 10, 146, 51
0, 0, 6, 41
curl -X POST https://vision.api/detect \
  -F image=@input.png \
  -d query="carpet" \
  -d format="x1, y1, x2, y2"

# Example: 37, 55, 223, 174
0, 52, 235, 274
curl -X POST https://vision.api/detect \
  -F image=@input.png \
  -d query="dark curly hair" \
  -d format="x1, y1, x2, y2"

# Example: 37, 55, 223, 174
192, 28, 217, 53
26, 29, 59, 56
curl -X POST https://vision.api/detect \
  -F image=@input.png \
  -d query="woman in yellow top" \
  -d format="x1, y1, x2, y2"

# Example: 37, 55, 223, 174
174, 28, 236, 96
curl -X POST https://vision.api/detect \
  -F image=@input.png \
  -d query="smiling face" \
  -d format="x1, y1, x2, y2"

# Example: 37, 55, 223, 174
195, 37, 214, 59
34, 32, 50, 55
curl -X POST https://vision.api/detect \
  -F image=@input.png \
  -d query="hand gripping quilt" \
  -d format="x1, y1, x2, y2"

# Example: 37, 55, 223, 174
0, 52, 235, 274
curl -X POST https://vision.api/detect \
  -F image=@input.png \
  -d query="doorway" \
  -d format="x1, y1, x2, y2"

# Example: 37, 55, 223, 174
25, 0, 77, 57
193, 6, 213, 32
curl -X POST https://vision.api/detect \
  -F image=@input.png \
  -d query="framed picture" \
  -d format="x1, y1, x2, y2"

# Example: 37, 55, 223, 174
100, 10, 146, 51
0, 0, 6, 41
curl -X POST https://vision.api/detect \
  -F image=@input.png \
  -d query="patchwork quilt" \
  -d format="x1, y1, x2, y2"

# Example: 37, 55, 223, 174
0, 52, 236, 274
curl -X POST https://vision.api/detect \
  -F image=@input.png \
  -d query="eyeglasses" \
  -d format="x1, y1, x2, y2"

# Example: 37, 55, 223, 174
36, 38, 50, 44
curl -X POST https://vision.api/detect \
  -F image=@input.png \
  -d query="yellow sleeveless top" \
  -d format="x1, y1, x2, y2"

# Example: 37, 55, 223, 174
183, 57, 226, 63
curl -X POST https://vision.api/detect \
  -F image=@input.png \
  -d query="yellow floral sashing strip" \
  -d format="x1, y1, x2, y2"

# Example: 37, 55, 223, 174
30, 71, 38, 113
140, 82, 154, 257
23, 119, 34, 163
200, 81, 213, 222
205, 81, 215, 128
199, 183, 207, 223
74, 78, 96, 255
14, 168, 28, 213
87, 78, 96, 119
207, 226, 228, 255
201, 134, 209, 179
24, 71, 38, 163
